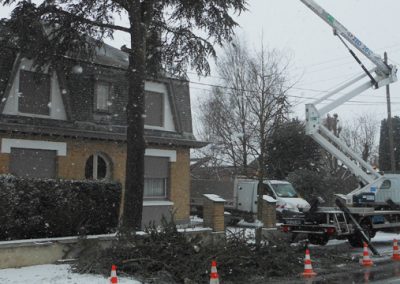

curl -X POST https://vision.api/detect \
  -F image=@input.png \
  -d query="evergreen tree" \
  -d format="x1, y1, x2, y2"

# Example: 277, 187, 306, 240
379, 116, 400, 172
0, 0, 247, 231
265, 119, 320, 179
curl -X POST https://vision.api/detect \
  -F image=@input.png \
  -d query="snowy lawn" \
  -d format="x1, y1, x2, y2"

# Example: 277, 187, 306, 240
0, 264, 141, 284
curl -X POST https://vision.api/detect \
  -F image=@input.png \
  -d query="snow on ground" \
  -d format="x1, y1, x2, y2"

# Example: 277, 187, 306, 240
311, 231, 400, 247
373, 232, 400, 243
0, 264, 141, 284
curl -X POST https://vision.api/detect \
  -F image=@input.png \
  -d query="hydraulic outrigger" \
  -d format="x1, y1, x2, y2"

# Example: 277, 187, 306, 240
282, 1, 400, 254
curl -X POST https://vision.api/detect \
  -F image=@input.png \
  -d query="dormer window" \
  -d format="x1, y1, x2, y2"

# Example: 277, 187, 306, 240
18, 70, 50, 115
145, 91, 164, 127
95, 81, 111, 112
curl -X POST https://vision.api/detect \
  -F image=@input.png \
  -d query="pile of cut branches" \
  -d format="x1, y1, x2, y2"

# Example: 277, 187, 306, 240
73, 221, 350, 283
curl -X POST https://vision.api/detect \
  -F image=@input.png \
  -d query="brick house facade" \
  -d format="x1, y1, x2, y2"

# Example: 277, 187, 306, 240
0, 43, 205, 226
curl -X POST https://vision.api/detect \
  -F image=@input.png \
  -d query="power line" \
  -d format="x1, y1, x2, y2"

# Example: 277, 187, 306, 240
189, 83, 400, 106
187, 45, 400, 90
187, 43, 400, 80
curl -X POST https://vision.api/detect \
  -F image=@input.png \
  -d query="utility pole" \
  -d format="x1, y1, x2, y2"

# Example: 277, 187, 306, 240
384, 52, 396, 173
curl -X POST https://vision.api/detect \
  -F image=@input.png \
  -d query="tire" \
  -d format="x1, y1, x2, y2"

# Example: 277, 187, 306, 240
370, 230, 377, 238
347, 234, 363, 247
347, 220, 373, 247
308, 234, 329, 246
360, 218, 374, 239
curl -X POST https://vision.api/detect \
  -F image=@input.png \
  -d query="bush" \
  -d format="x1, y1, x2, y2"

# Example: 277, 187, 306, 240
0, 175, 121, 241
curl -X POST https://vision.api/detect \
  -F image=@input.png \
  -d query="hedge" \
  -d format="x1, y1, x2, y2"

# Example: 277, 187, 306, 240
0, 175, 121, 241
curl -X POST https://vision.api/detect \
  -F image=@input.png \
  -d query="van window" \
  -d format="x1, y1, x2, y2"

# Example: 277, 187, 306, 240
271, 183, 298, 198
380, 180, 391, 190
264, 184, 276, 197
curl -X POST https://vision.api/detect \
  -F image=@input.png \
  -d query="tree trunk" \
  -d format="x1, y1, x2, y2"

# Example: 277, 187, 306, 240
121, 3, 146, 231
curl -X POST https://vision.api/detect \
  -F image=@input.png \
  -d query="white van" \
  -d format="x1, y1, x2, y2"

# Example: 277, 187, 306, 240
235, 179, 310, 213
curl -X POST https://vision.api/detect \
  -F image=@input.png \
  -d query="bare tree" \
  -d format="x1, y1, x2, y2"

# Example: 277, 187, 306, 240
199, 40, 255, 176
199, 39, 292, 180
245, 46, 291, 239
199, 40, 292, 246
341, 113, 379, 163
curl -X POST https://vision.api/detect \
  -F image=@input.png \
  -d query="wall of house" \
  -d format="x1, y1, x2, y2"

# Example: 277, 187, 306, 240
170, 148, 190, 223
0, 134, 191, 224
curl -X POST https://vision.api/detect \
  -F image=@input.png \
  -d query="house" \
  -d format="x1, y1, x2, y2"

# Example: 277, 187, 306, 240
0, 42, 206, 226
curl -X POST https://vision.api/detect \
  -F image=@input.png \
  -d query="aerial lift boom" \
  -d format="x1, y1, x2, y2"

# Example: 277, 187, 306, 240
281, 1, 400, 251
300, 0, 397, 204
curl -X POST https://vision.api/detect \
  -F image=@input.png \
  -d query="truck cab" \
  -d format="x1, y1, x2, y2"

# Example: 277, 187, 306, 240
266, 180, 311, 213
235, 179, 310, 214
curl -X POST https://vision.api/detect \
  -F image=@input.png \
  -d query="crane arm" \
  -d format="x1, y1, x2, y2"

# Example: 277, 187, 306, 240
300, 0, 398, 204
300, 0, 391, 76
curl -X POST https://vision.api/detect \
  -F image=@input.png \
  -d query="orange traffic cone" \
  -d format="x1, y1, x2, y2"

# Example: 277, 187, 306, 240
301, 248, 317, 278
360, 242, 373, 267
109, 264, 118, 284
393, 239, 400, 261
209, 260, 220, 284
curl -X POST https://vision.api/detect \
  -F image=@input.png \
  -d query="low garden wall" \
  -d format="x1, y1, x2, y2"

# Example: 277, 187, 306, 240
0, 228, 216, 269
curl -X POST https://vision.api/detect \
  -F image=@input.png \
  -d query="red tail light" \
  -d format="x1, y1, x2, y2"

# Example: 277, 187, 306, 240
325, 227, 336, 235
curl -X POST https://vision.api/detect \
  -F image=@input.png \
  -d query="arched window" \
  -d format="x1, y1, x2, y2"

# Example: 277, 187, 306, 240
85, 153, 112, 180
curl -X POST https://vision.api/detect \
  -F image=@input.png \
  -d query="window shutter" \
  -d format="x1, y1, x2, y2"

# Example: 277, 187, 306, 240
145, 91, 163, 126
10, 148, 56, 178
145, 156, 169, 178
18, 70, 50, 115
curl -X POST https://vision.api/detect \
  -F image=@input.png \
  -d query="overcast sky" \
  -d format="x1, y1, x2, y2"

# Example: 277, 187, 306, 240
1, 0, 400, 135
188, 0, 400, 136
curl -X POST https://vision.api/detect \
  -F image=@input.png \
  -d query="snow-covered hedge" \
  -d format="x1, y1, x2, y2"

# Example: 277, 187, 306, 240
0, 175, 121, 241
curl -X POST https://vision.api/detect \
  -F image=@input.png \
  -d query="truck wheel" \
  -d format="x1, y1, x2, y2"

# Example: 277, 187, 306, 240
347, 223, 375, 248
360, 218, 374, 239
370, 230, 377, 238
347, 234, 363, 247
308, 234, 329, 246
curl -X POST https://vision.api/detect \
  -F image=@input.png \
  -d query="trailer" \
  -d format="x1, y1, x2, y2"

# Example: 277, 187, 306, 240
282, 198, 400, 251
282, 0, 400, 254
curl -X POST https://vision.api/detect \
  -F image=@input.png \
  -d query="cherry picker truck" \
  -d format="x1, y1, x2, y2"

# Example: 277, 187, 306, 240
281, 0, 400, 255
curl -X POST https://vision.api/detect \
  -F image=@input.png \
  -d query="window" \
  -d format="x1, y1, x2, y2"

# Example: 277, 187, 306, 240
271, 183, 299, 198
144, 178, 167, 198
264, 184, 276, 198
144, 156, 169, 199
10, 148, 56, 178
380, 180, 391, 190
145, 91, 164, 127
85, 153, 112, 180
95, 81, 111, 112
18, 70, 51, 115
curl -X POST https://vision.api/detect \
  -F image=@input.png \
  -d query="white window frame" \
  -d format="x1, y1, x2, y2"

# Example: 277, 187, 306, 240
85, 152, 112, 180
1, 138, 66, 156
95, 81, 111, 112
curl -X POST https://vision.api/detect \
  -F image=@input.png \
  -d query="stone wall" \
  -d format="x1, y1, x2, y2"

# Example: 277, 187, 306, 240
203, 197, 225, 232
261, 198, 276, 228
